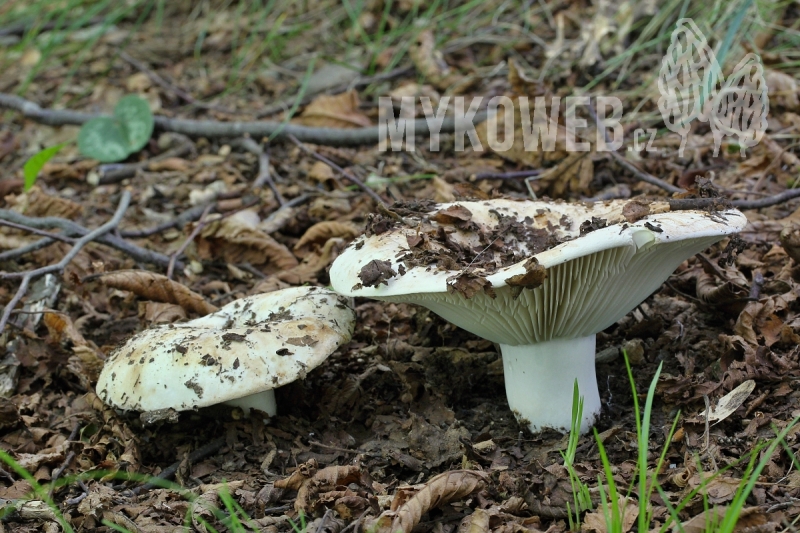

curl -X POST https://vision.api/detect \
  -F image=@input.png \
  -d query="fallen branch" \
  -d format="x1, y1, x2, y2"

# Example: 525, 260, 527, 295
97, 138, 195, 185
0, 209, 175, 267
0, 219, 76, 243
610, 151, 683, 194
666, 189, 800, 211
0, 191, 131, 333
167, 204, 213, 279
129, 436, 226, 495
0, 93, 488, 146
231, 137, 285, 204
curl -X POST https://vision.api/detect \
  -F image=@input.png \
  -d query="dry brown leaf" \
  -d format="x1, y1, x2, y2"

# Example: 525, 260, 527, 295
459, 508, 490, 533
89, 270, 218, 316
378, 470, 489, 533
293, 90, 371, 129
307, 161, 336, 183
12, 187, 83, 219
197, 215, 299, 272
148, 157, 191, 172
676, 506, 772, 533
765, 69, 799, 110
279, 237, 347, 284
274, 458, 319, 491
295, 464, 362, 513
408, 30, 462, 90
581, 497, 638, 533
432, 176, 455, 202
294, 221, 360, 257
139, 301, 187, 323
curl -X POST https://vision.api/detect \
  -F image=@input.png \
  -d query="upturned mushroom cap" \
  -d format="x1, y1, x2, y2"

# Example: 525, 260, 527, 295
329, 198, 747, 433
96, 286, 354, 414
330, 199, 746, 344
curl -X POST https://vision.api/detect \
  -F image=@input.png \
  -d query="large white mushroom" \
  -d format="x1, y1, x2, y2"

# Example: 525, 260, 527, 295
96, 286, 355, 418
329, 198, 747, 433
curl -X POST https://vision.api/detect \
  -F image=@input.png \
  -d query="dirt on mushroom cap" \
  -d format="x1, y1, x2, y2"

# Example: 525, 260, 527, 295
95, 287, 355, 413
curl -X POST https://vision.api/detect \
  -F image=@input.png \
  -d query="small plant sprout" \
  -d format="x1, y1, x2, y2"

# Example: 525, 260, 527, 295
96, 287, 355, 419
330, 198, 747, 433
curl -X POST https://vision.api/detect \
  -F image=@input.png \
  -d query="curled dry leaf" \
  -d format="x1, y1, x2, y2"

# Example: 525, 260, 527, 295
293, 90, 372, 129
409, 30, 461, 91
294, 221, 361, 257
780, 222, 800, 263
295, 464, 362, 513
10, 187, 83, 219
88, 270, 218, 316
581, 496, 638, 533
139, 301, 187, 323
376, 470, 489, 533
197, 214, 299, 272
279, 237, 347, 285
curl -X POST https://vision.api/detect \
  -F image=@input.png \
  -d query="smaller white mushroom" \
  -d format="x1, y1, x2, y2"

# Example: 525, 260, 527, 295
96, 286, 355, 418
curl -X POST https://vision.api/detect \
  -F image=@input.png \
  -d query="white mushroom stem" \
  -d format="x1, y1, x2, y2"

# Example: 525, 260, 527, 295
500, 335, 599, 434
223, 390, 277, 418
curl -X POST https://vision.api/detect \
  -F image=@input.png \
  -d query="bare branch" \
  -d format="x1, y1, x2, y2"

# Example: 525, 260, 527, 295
0, 192, 131, 333
0, 93, 488, 147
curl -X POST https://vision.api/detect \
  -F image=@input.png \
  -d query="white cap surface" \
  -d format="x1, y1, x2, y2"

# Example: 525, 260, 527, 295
96, 286, 355, 412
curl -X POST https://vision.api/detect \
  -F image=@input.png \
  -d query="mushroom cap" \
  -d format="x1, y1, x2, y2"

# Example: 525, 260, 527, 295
329, 199, 747, 345
96, 286, 355, 412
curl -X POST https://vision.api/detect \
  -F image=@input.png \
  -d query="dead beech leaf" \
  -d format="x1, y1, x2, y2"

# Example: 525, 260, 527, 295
295, 464, 362, 513
307, 161, 336, 183
197, 215, 299, 272
274, 458, 319, 491
765, 69, 799, 110
293, 90, 371, 129
380, 470, 489, 533
89, 270, 218, 316
408, 30, 461, 90
581, 497, 638, 533
279, 237, 347, 284
12, 187, 83, 219
139, 301, 187, 323
148, 157, 191, 172
675, 506, 770, 533
696, 380, 755, 423
293, 221, 360, 257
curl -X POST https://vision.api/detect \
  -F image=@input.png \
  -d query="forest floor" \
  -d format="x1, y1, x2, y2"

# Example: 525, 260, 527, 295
1, 1, 800, 532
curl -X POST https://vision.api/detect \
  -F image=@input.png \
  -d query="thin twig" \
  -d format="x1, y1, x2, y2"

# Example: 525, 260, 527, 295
471, 169, 542, 180
118, 203, 213, 239
167, 205, 213, 279
48, 423, 80, 499
119, 51, 237, 115
65, 479, 89, 506
0, 191, 131, 333
0, 209, 175, 267
231, 137, 285, 204
97, 139, 194, 185
0, 220, 76, 243
288, 134, 386, 206
585, 100, 683, 194
0, 237, 57, 262
609, 151, 683, 194
130, 437, 226, 495
0, 93, 488, 147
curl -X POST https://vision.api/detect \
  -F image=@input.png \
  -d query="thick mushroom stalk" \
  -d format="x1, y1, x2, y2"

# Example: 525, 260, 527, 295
501, 337, 598, 433
330, 199, 747, 433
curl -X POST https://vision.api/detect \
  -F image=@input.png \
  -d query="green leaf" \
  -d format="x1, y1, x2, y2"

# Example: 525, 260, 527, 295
78, 117, 131, 163
77, 95, 154, 163
114, 94, 154, 151
23, 143, 66, 191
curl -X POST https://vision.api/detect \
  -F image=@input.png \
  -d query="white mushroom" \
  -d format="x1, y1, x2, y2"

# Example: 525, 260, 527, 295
96, 286, 355, 418
329, 198, 747, 433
